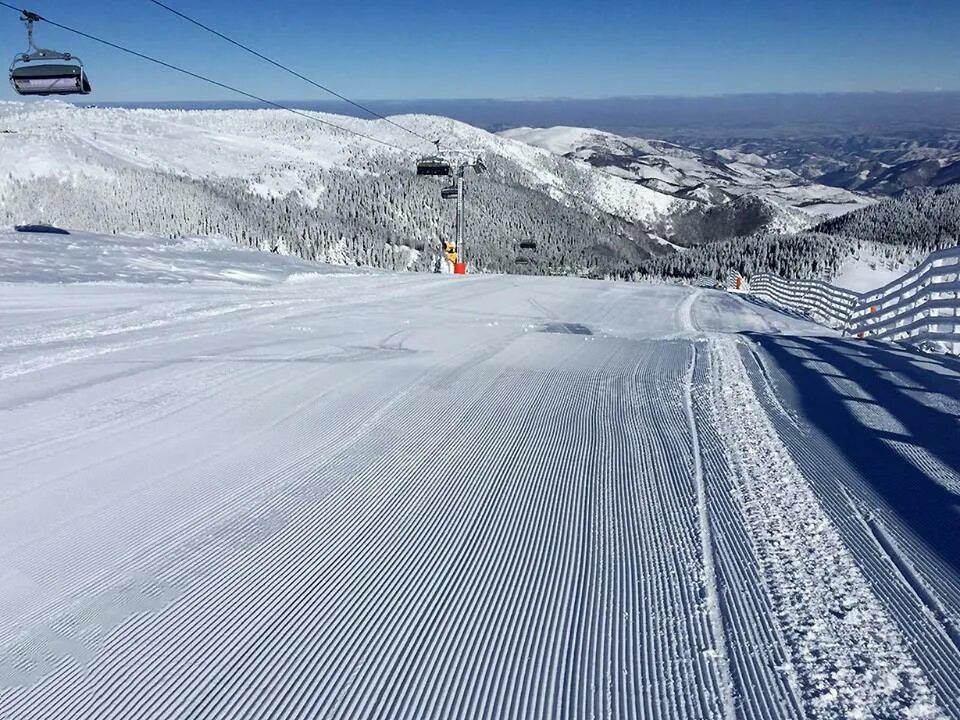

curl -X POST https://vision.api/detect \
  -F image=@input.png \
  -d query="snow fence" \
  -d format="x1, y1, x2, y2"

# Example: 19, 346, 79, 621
739, 245, 960, 355
724, 269, 745, 292
747, 274, 859, 330
848, 246, 960, 355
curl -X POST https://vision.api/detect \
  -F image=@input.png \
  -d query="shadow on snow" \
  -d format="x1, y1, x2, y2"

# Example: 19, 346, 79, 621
742, 331, 960, 577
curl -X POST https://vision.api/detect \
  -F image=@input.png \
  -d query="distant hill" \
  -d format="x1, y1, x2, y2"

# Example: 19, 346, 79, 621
669, 130, 960, 198
499, 125, 871, 246
636, 186, 960, 285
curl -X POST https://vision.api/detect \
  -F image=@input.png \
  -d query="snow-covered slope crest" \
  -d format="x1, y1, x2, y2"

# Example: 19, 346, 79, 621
0, 101, 689, 275
500, 125, 659, 158
0, 101, 681, 226
0, 226, 358, 286
829, 246, 924, 293
386, 113, 682, 222
500, 125, 874, 233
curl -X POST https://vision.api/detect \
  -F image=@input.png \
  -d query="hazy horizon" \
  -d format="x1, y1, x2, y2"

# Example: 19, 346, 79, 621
83, 91, 960, 138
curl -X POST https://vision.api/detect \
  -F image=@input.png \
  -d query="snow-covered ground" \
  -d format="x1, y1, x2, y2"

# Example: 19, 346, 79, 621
0, 227, 367, 286
0, 101, 684, 228
499, 125, 874, 227
1, 230, 959, 719
830, 249, 921, 293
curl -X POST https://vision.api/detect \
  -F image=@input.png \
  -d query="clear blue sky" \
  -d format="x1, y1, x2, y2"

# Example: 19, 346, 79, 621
1, 0, 958, 102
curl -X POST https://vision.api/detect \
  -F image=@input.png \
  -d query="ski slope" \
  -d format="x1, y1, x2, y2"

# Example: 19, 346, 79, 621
1, 230, 959, 719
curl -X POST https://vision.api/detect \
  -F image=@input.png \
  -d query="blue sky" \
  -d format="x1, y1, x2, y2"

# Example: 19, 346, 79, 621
2, 0, 958, 102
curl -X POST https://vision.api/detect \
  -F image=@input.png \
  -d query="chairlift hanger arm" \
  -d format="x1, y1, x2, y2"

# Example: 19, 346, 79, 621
16, 48, 76, 63
9, 8, 91, 95
16, 10, 67, 61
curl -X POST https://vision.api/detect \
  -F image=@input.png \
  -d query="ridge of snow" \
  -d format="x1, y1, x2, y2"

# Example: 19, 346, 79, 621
0, 227, 359, 286
0, 103, 685, 228
499, 124, 876, 228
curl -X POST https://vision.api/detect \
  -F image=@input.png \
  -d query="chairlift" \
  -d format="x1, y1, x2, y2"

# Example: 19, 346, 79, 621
519, 241, 538, 250
515, 257, 531, 265
416, 156, 452, 176
417, 141, 451, 176
9, 12, 91, 96
440, 184, 458, 200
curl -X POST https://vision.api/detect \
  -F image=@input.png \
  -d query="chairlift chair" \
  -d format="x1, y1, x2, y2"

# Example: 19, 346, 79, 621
515, 257, 531, 265
416, 156, 452, 176
519, 241, 538, 250
440, 184, 458, 200
9, 12, 91, 96
417, 142, 451, 176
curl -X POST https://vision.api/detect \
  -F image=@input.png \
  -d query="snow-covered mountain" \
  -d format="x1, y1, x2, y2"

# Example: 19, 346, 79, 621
499, 125, 873, 243
0, 101, 699, 277
636, 185, 960, 285
672, 130, 960, 197
818, 155, 960, 195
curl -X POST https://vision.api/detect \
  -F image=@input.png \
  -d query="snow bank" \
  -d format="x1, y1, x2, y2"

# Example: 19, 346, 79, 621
831, 251, 920, 293
0, 228, 353, 286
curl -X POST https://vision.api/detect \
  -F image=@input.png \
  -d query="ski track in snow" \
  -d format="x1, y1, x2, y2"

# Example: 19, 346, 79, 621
1, 234, 958, 718
705, 335, 944, 719
735, 339, 960, 717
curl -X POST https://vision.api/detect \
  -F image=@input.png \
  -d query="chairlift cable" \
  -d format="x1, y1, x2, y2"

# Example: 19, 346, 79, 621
145, 0, 436, 148
0, 2, 415, 154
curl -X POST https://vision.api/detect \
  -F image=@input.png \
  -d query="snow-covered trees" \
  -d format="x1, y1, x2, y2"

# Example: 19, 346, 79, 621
3, 98, 956, 284
0, 154, 652, 278
814, 186, 960, 252
636, 186, 960, 282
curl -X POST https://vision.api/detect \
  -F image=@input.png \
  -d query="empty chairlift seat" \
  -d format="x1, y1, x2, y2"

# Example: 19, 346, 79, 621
8, 12, 92, 97
519, 241, 538, 250
416, 156, 452, 176
440, 184, 459, 200
10, 62, 91, 95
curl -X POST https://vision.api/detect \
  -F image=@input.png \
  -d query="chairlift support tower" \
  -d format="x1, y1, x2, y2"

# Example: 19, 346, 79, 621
417, 141, 486, 272
454, 170, 464, 263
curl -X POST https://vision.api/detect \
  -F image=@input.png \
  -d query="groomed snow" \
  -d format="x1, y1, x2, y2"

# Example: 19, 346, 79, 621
0, 230, 957, 719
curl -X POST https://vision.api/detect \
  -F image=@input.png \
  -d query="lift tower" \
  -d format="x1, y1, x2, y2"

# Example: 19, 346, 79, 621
418, 142, 486, 273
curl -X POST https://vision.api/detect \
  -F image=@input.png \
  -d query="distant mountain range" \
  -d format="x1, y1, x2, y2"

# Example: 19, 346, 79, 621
499, 126, 873, 245
675, 131, 960, 197
818, 155, 960, 195
101, 92, 960, 143
1, 100, 955, 281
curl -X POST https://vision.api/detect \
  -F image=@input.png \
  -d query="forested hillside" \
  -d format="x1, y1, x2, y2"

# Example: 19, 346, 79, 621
1, 165, 648, 277
638, 186, 960, 282
500, 125, 871, 246
814, 185, 960, 251
0, 103, 678, 278
4, 104, 957, 283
